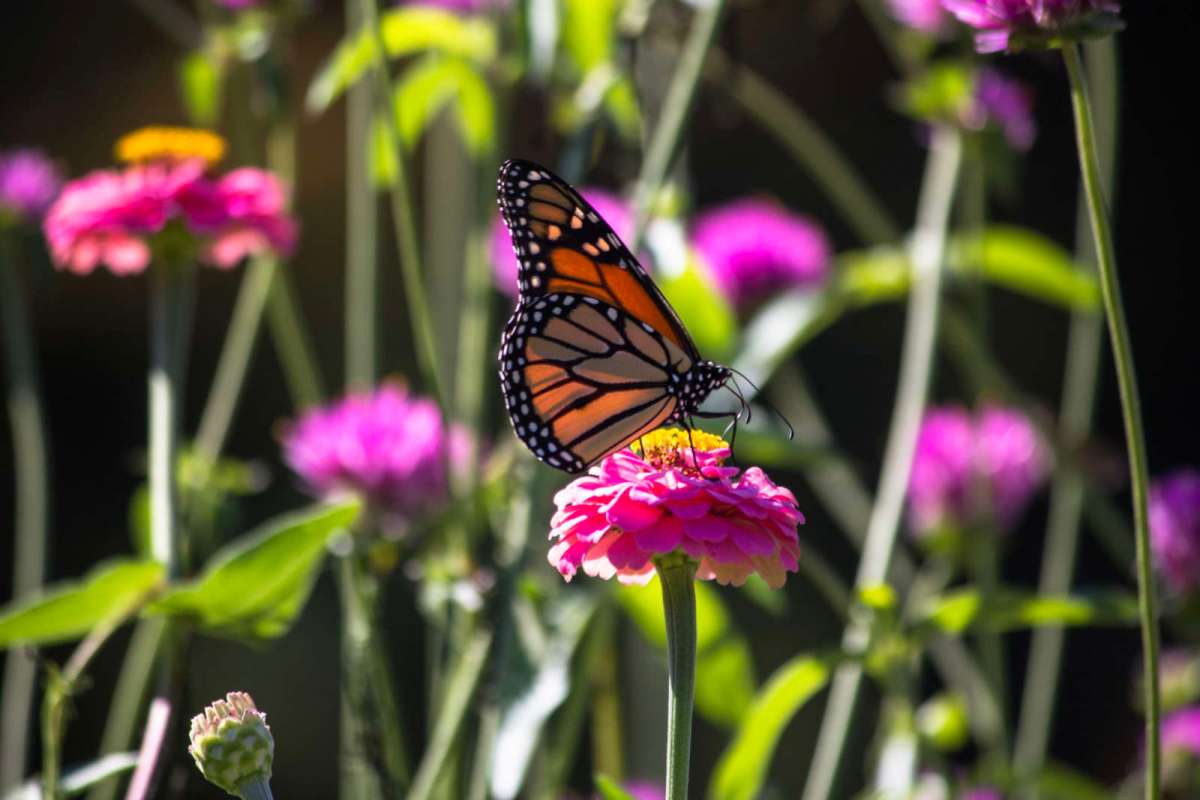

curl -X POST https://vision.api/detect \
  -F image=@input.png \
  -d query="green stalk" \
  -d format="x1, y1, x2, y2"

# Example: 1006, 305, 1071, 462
345, 0, 379, 391
336, 552, 410, 798
801, 126, 962, 800
656, 556, 698, 800
703, 49, 900, 246
1013, 39, 1117, 791
265, 267, 325, 409
1062, 42, 1159, 799
359, 0, 447, 413
629, 0, 727, 250
971, 528, 1008, 756
0, 232, 50, 792
149, 264, 191, 579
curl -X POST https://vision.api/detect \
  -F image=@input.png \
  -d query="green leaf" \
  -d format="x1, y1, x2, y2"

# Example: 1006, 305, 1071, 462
708, 655, 831, 800
659, 260, 737, 363
561, 0, 619, 71
1031, 762, 1115, 800
178, 50, 223, 127
838, 247, 912, 306
951, 225, 1100, 311
306, 7, 496, 113
594, 775, 636, 800
618, 577, 756, 727
391, 56, 495, 158
150, 502, 360, 640
732, 287, 843, 389
6, 752, 140, 800
0, 561, 164, 649
917, 588, 1138, 636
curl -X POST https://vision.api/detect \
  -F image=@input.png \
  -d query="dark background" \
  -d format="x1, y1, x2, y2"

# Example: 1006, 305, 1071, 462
1, 0, 1197, 796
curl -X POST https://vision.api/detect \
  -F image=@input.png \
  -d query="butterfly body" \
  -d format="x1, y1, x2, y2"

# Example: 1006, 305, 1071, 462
497, 159, 731, 474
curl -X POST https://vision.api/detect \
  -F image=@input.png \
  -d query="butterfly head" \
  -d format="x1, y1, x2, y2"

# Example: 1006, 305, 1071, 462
680, 360, 732, 411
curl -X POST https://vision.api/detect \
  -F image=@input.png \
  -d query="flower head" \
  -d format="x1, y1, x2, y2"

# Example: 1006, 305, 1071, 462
887, 0, 951, 34
42, 128, 295, 276
491, 187, 632, 297
1150, 470, 1200, 595
282, 384, 467, 525
908, 405, 1049, 537
0, 148, 63, 224
548, 428, 803, 588
965, 68, 1036, 150
188, 691, 273, 797
690, 198, 830, 312
941, 0, 1122, 53
399, 0, 506, 11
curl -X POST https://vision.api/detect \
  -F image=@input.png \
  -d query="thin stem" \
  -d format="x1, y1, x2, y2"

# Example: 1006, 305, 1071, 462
265, 267, 325, 409
1013, 38, 1117, 789
801, 126, 962, 800
237, 779, 276, 800
336, 553, 410, 798
629, 0, 727, 250
345, 0, 379, 391
657, 557, 698, 800
971, 530, 1009, 756
703, 49, 901, 246
359, 0, 447, 412
0, 232, 50, 792
1063, 42, 1158, 800
149, 265, 190, 579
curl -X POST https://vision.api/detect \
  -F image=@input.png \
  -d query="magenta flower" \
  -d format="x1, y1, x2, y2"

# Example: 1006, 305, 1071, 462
965, 68, 1036, 150
491, 187, 632, 297
941, 0, 1121, 53
43, 149, 295, 276
282, 384, 467, 524
1149, 470, 1200, 595
0, 148, 63, 224
1163, 706, 1200, 759
547, 429, 803, 588
887, 0, 950, 33
690, 198, 830, 312
907, 405, 1049, 537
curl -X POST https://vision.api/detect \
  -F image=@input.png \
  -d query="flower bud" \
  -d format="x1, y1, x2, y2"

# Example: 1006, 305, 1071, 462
188, 691, 274, 797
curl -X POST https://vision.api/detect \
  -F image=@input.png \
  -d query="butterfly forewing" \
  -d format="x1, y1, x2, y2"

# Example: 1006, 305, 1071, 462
496, 159, 729, 473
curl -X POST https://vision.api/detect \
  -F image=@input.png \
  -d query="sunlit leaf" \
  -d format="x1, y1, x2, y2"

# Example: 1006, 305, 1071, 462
5, 752, 140, 800
708, 655, 832, 800
917, 588, 1138, 637
150, 502, 359, 640
618, 577, 756, 727
1032, 762, 1115, 800
561, 0, 619, 71
0, 561, 164, 649
306, 7, 496, 113
838, 247, 911, 305
178, 50, 223, 127
594, 775, 636, 800
659, 261, 737, 364
950, 225, 1100, 311
390, 56, 495, 158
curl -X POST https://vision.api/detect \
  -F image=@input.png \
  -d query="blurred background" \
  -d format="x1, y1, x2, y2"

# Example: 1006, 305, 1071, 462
1, 1, 1197, 797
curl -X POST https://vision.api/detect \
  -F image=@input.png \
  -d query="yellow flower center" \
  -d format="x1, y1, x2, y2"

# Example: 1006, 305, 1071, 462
630, 427, 729, 470
115, 127, 226, 166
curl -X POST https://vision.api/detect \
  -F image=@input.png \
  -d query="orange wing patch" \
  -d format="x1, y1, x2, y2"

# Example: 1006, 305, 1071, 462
570, 397, 678, 466
550, 247, 602, 285
552, 387, 665, 446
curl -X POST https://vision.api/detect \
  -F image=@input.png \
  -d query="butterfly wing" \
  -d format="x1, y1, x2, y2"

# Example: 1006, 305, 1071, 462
497, 159, 718, 473
496, 159, 700, 361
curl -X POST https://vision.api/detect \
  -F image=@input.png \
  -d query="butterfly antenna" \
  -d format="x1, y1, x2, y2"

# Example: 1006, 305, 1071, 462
729, 368, 795, 440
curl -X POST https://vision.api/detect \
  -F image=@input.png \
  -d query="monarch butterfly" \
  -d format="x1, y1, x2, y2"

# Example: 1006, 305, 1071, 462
496, 159, 737, 474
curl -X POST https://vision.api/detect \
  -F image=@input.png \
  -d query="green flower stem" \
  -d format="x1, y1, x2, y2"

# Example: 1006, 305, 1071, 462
359, 0, 447, 413
265, 267, 325, 409
1013, 38, 1117, 788
703, 48, 901, 246
801, 125, 962, 800
0, 232, 50, 792
345, 0, 379, 391
629, 0, 727, 250
336, 552, 410, 798
971, 530, 1009, 756
85, 617, 168, 800
656, 556, 698, 800
1063, 41, 1159, 799
237, 778, 275, 800
408, 629, 494, 800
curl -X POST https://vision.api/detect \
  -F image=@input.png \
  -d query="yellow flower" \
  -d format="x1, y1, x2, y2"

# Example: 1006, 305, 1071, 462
115, 127, 226, 166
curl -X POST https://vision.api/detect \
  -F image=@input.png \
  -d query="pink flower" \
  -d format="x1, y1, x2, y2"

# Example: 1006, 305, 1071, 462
907, 405, 1049, 537
0, 148, 63, 223
941, 0, 1121, 53
1149, 470, 1200, 595
490, 187, 632, 298
964, 68, 1037, 151
1163, 706, 1200, 759
206, 169, 298, 268
281, 384, 468, 524
690, 198, 830, 312
547, 429, 803, 589
887, 0, 951, 33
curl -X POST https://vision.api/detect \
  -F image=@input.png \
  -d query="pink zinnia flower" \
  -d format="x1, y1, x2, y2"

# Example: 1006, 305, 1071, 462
1163, 706, 1200, 759
887, 0, 950, 34
907, 405, 1049, 537
490, 187, 632, 298
941, 0, 1121, 53
547, 429, 803, 588
0, 148, 63, 223
1149, 470, 1200, 595
206, 168, 298, 268
690, 198, 830, 312
281, 384, 467, 524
